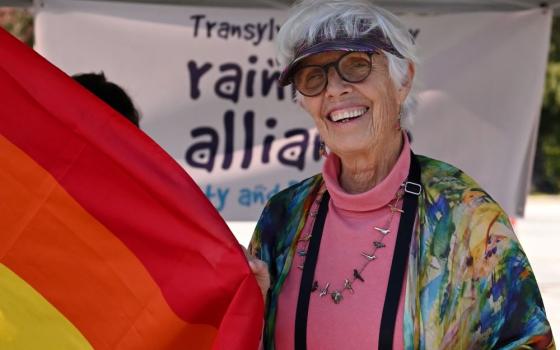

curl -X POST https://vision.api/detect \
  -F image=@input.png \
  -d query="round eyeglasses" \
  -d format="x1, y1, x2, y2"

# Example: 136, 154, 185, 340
292, 51, 375, 97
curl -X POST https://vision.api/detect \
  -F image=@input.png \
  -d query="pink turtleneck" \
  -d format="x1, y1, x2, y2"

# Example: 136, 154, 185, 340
274, 136, 411, 350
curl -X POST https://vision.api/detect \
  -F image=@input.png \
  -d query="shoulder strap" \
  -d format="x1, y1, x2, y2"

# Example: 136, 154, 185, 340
379, 152, 421, 348
294, 191, 330, 350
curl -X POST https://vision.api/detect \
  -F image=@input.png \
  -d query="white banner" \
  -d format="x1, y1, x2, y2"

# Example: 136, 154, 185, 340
35, 0, 551, 219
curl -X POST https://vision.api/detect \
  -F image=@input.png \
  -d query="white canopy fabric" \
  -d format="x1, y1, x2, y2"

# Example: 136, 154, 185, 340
2, 0, 560, 13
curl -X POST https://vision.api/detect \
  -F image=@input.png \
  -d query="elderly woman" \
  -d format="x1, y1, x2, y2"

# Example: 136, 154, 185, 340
247, 1, 555, 349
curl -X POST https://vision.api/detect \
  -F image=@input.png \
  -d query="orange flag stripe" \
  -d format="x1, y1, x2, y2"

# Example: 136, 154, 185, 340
0, 133, 216, 349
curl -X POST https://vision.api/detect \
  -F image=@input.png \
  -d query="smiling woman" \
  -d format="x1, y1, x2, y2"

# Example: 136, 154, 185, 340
297, 51, 409, 194
245, 0, 555, 349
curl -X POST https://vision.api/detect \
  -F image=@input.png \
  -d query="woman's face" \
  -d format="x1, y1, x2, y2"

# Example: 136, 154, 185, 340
299, 51, 412, 159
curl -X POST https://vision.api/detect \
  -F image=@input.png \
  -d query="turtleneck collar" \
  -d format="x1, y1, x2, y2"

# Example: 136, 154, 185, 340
322, 133, 411, 212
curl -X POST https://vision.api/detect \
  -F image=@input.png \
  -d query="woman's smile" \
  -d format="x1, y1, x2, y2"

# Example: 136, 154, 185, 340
326, 106, 370, 123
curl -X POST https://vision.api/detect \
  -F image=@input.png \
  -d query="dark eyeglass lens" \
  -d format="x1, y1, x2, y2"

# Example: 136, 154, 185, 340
339, 53, 371, 82
295, 66, 326, 96
293, 52, 372, 96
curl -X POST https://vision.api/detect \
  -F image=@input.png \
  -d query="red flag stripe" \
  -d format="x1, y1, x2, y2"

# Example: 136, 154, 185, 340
0, 28, 262, 348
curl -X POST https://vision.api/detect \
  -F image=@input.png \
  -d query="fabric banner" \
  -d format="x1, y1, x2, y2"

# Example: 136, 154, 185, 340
0, 28, 262, 349
35, 0, 552, 219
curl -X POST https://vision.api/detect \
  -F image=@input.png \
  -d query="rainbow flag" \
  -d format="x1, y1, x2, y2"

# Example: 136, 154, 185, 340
0, 28, 263, 349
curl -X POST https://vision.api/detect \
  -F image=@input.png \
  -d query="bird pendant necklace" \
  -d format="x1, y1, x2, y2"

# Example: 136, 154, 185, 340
296, 184, 405, 305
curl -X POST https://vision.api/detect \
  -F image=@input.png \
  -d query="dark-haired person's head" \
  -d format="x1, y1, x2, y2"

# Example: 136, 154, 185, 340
72, 72, 140, 127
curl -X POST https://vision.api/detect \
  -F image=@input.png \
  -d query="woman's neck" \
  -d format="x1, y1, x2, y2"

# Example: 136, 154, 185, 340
338, 134, 403, 194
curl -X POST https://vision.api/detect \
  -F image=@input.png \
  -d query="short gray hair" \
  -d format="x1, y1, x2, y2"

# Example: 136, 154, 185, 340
277, 0, 418, 126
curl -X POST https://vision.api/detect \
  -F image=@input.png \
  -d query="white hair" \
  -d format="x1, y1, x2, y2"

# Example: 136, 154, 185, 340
276, 0, 419, 126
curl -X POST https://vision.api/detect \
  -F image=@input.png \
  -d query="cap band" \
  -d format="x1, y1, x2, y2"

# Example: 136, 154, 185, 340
278, 29, 403, 86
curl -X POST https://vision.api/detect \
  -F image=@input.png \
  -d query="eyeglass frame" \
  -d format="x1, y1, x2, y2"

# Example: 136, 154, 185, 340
291, 51, 378, 97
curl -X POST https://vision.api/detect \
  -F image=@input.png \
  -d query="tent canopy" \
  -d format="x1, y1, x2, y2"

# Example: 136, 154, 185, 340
2, 0, 560, 14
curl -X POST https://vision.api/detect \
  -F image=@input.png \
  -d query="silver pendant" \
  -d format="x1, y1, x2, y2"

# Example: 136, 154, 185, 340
311, 280, 319, 292
344, 279, 354, 294
373, 241, 386, 248
331, 291, 343, 304
353, 269, 365, 282
374, 226, 390, 235
361, 252, 376, 261
297, 250, 307, 256
319, 283, 330, 297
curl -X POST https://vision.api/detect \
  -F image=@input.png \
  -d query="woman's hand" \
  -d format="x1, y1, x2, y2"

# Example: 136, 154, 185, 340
242, 246, 270, 302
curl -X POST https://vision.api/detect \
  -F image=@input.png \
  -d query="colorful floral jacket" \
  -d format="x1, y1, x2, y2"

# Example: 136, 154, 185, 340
249, 155, 555, 350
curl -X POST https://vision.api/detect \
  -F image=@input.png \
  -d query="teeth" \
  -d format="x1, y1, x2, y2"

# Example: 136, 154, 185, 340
330, 108, 367, 122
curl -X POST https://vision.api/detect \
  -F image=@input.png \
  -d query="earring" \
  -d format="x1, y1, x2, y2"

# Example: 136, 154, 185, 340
319, 139, 328, 158
396, 108, 403, 131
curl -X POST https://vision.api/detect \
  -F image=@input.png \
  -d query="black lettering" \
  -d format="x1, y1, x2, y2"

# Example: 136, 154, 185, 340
206, 20, 217, 38
231, 24, 242, 38
215, 63, 242, 103
222, 110, 234, 169
190, 14, 205, 37
185, 127, 218, 172
261, 118, 277, 163
241, 110, 255, 169
278, 129, 309, 170
217, 22, 229, 39
255, 22, 267, 46
244, 23, 255, 41
262, 69, 284, 100
268, 18, 274, 41
187, 61, 213, 100
246, 55, 258, 97
312, 132, 321, 161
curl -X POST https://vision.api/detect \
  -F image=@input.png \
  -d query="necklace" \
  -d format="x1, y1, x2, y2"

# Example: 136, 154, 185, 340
295, 184, 405, 305
294, 153, 422, 350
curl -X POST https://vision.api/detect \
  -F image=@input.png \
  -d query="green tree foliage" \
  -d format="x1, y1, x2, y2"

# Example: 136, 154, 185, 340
533, 17, 560, 193
0, 7, 33, 46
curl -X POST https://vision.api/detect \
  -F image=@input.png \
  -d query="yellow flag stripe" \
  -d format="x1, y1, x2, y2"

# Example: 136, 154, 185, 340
0, 263, 93, 350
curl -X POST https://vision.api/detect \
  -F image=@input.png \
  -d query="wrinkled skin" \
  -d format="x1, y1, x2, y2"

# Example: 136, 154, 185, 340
247, 50, 415, 301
